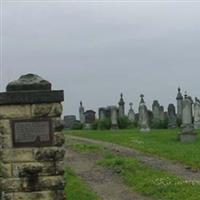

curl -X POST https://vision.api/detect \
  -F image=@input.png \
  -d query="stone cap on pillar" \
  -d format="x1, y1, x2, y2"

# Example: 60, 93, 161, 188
6, 74, 52, 91
0, 74, 64, 105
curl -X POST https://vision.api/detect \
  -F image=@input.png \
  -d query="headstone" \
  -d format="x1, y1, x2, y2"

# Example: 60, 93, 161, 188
84, 110, 96, 124
159, 106, 165, 122
167, 104, 177, 128
179, 94, 197, 142
0, 74, 65, 199
79, 101, 85, 124
84, 110, 96, 129
194, 97, 200, 129
152, 100, 160, 124
118, 93, 125, 118
176, 87, 183, 122
138, 95, 150, 132
128, 102, 135, 123
110, 106, 119, 129
64, 115, 76, 129
99, 107, 107, 120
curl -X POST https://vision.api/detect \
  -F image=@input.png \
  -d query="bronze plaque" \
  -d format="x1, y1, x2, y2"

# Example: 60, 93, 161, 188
12, 119, 53, 147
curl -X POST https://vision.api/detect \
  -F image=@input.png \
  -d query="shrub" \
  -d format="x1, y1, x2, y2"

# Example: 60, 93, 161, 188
98, 118, 111, 130
118, 116, 131, 129
177, 118, 182, 127
151, 119, 168, 129
91, 120, 99, 130
127, 121, 138, 129
72, 122, 83, 130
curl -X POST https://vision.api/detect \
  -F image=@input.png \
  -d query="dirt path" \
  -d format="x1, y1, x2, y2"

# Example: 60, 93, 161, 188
66, 135, 200, 181
66, 148, 151, 200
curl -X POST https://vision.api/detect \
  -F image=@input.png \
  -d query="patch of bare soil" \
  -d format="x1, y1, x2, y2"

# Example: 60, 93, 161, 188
66, 135, 200, 181
66, 148, 151, 200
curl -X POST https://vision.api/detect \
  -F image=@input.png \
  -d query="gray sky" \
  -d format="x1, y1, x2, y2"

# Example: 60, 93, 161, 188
2, 1, 200, 118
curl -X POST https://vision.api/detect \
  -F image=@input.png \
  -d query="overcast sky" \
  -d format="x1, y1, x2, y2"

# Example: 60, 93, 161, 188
1, 1, 200, 118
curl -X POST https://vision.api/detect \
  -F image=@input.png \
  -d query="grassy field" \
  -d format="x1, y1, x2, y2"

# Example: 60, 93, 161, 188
65, 167, 100, 200
69, 142, 200, 200
65, 129, 200, 168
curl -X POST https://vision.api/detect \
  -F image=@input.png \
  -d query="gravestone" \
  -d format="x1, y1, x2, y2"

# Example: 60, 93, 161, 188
99, 107, 107, 120
179, 94, 196, 142
79, 101, 85, 124
64, 115, 76, 129
152, 100, 160, 125
84, 110, 96, 129
0, 74, 65, 200
110, 106, 118, 129
176, 87, 183, 122
118, 93, 125, 118
194, 97, 200, 130
167, 104, 177, 128
128, 103, 135, 123
159, 106, 165, 122
138, 95, 150, 132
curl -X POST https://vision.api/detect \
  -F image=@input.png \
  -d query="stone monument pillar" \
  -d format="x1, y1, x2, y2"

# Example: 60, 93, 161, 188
176, 87, 183, 122
110, 106, 118, 129
79, 101, 85, 124
0, 74, 65, 200
128, 103, 135, 123
194, 97, 200, 130
167, 104, 177, 128
179, 94, 196, 142
118, 93, 125, 118
138, 95, 150, 132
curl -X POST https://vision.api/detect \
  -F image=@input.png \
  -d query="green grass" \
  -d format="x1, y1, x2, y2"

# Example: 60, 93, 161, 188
65, 129, 200, 168
68, 143, 102, 153
98, 154, 200, 200
65, 167, 100, 200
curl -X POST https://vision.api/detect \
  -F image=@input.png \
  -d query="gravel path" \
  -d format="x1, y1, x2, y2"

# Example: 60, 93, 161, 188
66, 135, 200, 181
66, 148, 152, 200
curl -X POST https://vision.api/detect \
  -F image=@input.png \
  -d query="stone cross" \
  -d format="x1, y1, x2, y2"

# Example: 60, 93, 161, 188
140, 94, 145, 104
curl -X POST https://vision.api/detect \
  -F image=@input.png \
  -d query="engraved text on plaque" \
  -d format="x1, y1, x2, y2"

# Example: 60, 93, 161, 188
12, 119, 53, 147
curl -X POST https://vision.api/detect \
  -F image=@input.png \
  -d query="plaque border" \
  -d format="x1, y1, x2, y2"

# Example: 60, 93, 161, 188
12, 118, 53, 148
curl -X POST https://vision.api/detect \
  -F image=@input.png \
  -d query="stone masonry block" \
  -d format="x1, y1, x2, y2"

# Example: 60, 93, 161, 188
0, 105, 31, 119
0, 119, 12, 135
1, 176, 65, 192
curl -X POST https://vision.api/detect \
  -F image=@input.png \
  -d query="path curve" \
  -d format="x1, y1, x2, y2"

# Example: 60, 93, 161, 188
66, 135, 200, 181
67, 148, 151, 200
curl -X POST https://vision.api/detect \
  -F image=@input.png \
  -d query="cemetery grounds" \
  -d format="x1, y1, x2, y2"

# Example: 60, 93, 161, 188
65, 129, 200, 200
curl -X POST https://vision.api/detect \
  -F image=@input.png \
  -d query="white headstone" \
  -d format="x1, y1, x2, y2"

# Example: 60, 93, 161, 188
110, 106, 118, 129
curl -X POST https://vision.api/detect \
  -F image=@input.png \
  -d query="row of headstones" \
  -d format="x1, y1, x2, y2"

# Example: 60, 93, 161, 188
138, 91, 198, 142
64, 88, 200, 135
